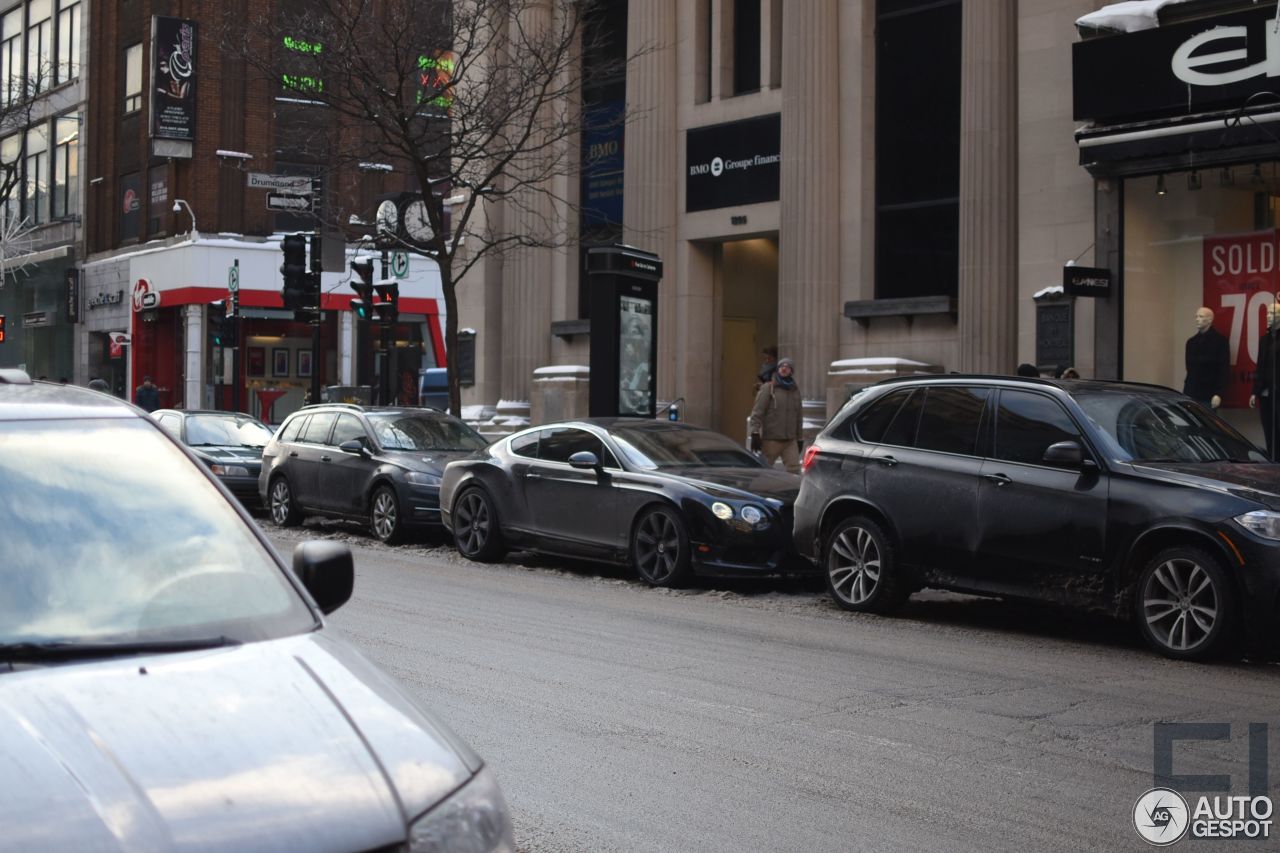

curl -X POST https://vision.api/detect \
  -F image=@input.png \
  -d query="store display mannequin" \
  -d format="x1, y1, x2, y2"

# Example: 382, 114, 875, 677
1184, 306, 1229, 409
1250, 302, 1280, 460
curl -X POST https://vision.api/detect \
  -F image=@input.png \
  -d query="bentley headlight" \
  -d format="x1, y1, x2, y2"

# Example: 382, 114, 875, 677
711, 501, 734, 520
408, 766, 516, 853
740, 505, 765, 526
210, 463, 249, 477
1235, 510, 1280, 540
406, 471, 442, 486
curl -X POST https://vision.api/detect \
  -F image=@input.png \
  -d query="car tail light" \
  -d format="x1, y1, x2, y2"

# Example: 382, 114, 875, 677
801, 444, 820, 473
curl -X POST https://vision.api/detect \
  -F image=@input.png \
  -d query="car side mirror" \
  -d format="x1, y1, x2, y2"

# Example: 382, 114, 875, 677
1043, 440, 1091, 469
568, 451, 600, 471
292, 541, 354, 614
339, 438, 366, 456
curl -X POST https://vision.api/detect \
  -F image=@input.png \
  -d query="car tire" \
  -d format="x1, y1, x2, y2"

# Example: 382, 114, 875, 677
370, 485, 404, 545
823, 516, 909, 614
453, 487, 506, 562
1134, 545, 1237, 661
632, 505, 691, 588
268, 476, 302, 528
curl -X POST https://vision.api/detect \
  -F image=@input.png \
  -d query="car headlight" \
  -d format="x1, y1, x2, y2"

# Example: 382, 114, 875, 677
408, 766, 515, 853
209, 464, 250, 477
740, 505, 765, 525
406, 471, 442, 486
711, 501, 734, 520
1235, 510, 1280, 540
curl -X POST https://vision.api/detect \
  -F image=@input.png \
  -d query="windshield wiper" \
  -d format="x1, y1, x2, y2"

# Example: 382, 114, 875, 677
0, 636, 242, 663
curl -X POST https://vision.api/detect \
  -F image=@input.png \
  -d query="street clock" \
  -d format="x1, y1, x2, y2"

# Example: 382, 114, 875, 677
375, 199, 399, 237
404, 198, 433, 243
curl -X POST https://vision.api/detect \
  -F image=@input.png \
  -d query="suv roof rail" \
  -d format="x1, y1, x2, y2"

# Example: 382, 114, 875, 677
299, 402, 365, 411
0, 368, 32, 384
870, 373, 1177, 392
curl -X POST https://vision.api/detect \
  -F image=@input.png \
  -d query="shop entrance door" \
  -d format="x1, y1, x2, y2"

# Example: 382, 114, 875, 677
720, 318, 757, 444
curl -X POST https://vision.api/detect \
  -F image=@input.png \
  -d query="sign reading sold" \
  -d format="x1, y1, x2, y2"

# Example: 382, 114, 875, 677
1203, 230, 1280, 408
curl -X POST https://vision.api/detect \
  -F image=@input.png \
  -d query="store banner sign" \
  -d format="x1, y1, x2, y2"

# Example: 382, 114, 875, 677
150, 17, 197, 140
686, 114, 781, 212
1074, 6, 1279, 122
65, 268, 79, 324
1203, 230, 1280, 408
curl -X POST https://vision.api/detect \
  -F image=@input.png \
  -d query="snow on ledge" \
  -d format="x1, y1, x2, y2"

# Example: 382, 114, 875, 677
1076, 0, 1193, 34
1035, 284, 1066, 299
830, 357, 933, 371
533, 364, 589, 377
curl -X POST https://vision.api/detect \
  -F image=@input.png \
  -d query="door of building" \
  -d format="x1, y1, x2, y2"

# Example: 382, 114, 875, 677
720, 317, 757, 443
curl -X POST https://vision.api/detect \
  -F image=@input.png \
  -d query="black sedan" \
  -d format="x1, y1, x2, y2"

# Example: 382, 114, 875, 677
439, 419, 808, 586
151, 409, 273, 509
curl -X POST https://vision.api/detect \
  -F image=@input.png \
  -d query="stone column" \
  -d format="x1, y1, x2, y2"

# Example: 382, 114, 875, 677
624, 0, 678, 400
778, 0, 840, 404
957, 0, 1018, 374
183, 304, 203, 409
499, 1, 554, 407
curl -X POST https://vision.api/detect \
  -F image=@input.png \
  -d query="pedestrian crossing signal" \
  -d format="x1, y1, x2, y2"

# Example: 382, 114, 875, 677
0, 314, 5, 343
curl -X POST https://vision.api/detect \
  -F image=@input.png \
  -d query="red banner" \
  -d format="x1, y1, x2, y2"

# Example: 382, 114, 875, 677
1202, 229, 1280, 408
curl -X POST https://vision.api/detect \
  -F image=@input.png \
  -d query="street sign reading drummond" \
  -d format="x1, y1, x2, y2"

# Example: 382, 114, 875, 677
248, 173, 312, 194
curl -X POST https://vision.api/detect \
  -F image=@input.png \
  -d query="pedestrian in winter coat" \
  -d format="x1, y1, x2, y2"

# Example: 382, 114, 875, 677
748, 357, 803, 474
134, 375, 160, 412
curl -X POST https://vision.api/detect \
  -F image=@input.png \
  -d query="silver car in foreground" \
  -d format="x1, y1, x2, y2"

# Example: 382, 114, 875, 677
0, 371, 515, 853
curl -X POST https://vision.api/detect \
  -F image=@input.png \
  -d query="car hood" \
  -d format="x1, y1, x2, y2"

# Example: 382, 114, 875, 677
0, 633, 476, 852
664, 466, 801, 503
1133, 461, 1280, 507
189, 445, 264, 466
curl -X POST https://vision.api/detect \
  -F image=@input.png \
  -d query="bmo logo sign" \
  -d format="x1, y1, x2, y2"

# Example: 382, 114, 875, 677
685, 114, 780, 213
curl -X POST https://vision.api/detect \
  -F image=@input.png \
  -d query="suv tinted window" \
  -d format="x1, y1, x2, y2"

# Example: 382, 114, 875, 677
279, 415, 307, 443
301, 412, 337, 444
330, 414, 367, 446
915, 387, 989, 456
854, 389, 912, 443
538, 427, 618, 467
995, 390, 1080, 466
880, 389, 923, 447
510, 432, 539, 458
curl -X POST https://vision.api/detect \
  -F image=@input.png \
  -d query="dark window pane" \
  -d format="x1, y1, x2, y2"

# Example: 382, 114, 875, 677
880, 389, 923, 447
510, 432, 539, 458
995, 391, 1080, 466
538, 428, 605, 464
916, 387, 989, 455
875, 203, 959, 299
329, 414, 366, 447
733, 0, 761, 94
854, 389, 912, 443
301, 412, 336, 444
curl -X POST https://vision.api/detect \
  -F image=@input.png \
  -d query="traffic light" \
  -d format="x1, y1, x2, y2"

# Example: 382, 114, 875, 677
280, 234, 309, 309
350, 258, 375, 320
0, 314, 6, 343
373, 280, 399, 325
209, 300, 232, 347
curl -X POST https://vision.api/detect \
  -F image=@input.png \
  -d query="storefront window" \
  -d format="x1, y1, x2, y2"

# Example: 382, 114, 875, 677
1124, 166, 1280, 444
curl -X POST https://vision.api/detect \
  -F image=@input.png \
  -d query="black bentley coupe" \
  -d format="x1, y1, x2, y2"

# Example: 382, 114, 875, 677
439, 419, 808, 586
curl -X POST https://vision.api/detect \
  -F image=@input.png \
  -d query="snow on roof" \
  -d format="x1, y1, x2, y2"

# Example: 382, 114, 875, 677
1076, 0, 1195, 34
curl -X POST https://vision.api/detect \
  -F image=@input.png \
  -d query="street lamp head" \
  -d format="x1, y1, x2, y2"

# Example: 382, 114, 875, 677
172, 201, 182, 214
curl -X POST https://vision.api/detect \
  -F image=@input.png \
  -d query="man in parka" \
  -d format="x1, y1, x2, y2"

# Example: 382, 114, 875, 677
748, 357, 803, 474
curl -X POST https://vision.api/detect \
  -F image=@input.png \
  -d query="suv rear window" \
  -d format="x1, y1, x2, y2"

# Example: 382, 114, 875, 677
854, 389, 913, 443
279, 415, 307, 443
915, 387, 989, 456
880, 389, 924, 447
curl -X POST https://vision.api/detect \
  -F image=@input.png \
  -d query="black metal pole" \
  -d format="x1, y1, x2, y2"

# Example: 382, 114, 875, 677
231, 260, 242, 414
380, 249, 391, 406
310, 234, 323, 405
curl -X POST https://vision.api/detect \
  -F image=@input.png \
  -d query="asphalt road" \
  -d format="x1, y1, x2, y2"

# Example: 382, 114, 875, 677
266, 522, 1280, 853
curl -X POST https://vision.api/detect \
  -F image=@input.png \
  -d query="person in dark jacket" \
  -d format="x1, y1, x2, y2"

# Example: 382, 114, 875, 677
134, 375, 160, 412
1184, 307, 1230, 410
1251, 303, 1280, 459
748, 357, 803, 474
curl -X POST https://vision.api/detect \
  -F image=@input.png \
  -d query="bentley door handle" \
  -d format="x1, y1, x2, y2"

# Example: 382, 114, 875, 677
525, 472, 544, 481
982, 473, 1011, 486
320, 455, 332, 463
875, 456, 899, 467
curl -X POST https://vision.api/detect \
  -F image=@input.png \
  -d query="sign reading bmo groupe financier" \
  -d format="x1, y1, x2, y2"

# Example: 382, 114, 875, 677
685, 114, 780, 213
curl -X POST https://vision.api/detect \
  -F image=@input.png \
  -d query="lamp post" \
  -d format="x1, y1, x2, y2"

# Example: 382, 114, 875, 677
172, 199, 199, 240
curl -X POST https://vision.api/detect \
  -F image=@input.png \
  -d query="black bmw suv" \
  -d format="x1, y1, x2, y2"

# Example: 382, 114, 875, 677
793, 375, 1280, 661
260, 404, 488, 543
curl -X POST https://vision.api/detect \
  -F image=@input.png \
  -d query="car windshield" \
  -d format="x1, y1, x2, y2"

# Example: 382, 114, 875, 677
1073, 392, 1267, 463
609, 425, 762, 469
0, 418, 316, 650
367, 412, 488, 451
185, 413, 274, 448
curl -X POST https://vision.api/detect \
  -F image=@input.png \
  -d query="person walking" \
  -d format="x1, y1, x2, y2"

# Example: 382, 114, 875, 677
134, 374, 160, 412
748, 357, 803, 474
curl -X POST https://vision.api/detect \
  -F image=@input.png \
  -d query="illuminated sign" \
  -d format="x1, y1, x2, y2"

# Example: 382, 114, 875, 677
417, 51, 456, 110
0, 314, 6, 343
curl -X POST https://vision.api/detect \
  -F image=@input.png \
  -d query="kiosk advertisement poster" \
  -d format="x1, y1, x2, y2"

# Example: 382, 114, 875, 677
1203, 229, 1279, 408
618, 295, 653, 417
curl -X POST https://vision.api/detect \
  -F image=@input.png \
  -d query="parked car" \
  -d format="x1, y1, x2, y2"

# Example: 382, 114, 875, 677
260, 403, 488, 543
0, 371, 515, 852
793, 374, 1280, 661
151, 408, 273, 508
440, 418, 808, 586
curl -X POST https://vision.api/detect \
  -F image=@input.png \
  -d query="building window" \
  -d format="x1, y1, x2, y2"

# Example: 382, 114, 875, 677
124, 42, 141, 112
732, 0, 760, 95
55, 0, 78, 84
51, 112, 75, 218
1, 7, 20, 104
874, 0, 962, 300
0, 133, 18, 225
26, 0, 50, 93
24, 122, 46, 224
